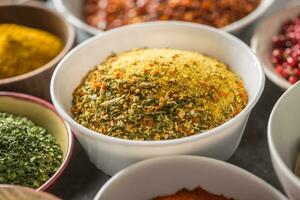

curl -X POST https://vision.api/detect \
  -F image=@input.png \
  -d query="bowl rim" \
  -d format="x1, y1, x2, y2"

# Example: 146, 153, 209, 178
0, 0, 75, 85
268, 81, 300, 191
52, 0, 274, 35
94, 155, 287, 200
250, 3, 300, 90
51, 21, 265, 146
0, 184, 60, 200
0, 91, 74, 191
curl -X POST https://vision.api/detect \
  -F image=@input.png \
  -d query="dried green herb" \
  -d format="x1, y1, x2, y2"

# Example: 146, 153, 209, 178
72, 48, 248, 140
0, 112, 62, 188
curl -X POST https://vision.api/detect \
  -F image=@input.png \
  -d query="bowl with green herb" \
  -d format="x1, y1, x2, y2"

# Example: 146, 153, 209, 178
0, 91, 74, 190
51, 22, 265, 175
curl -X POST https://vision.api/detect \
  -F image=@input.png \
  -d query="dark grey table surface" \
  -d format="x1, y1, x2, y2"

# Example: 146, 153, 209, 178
49, 0, 292, 199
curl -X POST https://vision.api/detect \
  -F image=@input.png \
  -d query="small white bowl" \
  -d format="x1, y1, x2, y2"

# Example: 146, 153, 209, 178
94, 156, 287, 200
53, 0, 274, 35
268, 81, 300, 200
51, 22, 265, 175
251, 3, 300, 90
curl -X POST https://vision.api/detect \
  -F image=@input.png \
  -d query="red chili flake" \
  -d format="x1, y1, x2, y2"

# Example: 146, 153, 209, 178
83, 0, 261, 30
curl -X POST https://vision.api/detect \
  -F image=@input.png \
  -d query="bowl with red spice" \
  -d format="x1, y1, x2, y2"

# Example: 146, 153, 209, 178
94, 156, 287, 200
53, 0, 273, 35
251, 3, 300, 89
268, 81, 300, 200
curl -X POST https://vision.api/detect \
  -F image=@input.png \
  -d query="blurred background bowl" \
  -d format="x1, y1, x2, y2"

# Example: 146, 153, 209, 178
53, 0, 274, 35
251, 3, 300, 90
0, 91, 74, 191
0, 0, 75, 100
51, 22, 265, 175
0, 185, 60, 200
268, 81, 300, 200
94, 156, 287, 200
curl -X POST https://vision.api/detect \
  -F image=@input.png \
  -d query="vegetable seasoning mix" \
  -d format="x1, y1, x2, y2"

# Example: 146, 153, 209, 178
72, 48, 248, 141
0, 112, 62, 188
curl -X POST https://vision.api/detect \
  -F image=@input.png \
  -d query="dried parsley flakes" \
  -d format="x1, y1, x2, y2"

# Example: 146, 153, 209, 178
0, 112, 62, 188
72, 48, 248, 141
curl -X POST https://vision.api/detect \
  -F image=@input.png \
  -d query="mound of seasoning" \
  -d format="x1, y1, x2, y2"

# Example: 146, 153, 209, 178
84, 0, 261, 30
72, 48, 248, 141
0, 23, 63, 79
271, 14, 300, 84
153, 186, 235, 200
0, 112, 62, 188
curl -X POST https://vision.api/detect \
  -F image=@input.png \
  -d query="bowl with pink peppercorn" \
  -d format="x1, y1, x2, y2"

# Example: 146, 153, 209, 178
251, 3, 300, 89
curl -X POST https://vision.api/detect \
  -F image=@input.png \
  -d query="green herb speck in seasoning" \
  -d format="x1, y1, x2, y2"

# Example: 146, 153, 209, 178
0, 112, 63, 188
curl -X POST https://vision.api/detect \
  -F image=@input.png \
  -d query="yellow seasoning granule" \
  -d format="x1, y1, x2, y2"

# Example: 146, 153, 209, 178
0, 23, 63, 79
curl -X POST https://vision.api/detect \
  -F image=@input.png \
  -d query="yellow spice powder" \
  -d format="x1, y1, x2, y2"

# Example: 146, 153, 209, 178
0, 24, 63, 79
72, 48, 248, 140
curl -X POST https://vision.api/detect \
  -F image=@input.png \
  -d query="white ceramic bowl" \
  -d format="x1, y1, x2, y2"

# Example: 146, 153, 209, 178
53, 0, 274, 35
51, 22, 265, 175
268, 81, 300, 200
94, 156, 287, 200
251, 3, 300, 90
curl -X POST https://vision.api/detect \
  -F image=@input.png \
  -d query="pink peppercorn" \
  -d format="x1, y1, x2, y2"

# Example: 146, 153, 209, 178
272, 14, 300, 85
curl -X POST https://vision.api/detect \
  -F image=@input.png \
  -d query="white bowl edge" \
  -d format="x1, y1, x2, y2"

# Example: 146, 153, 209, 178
94, 156, 287, 200
268, 81, 300, 196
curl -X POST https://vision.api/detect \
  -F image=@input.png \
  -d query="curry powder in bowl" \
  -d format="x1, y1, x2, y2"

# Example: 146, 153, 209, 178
71, 48, 248, 141
0, 24, 63, 79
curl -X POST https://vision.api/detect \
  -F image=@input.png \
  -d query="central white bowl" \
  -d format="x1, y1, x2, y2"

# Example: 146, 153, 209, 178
51, 22, 265, 175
